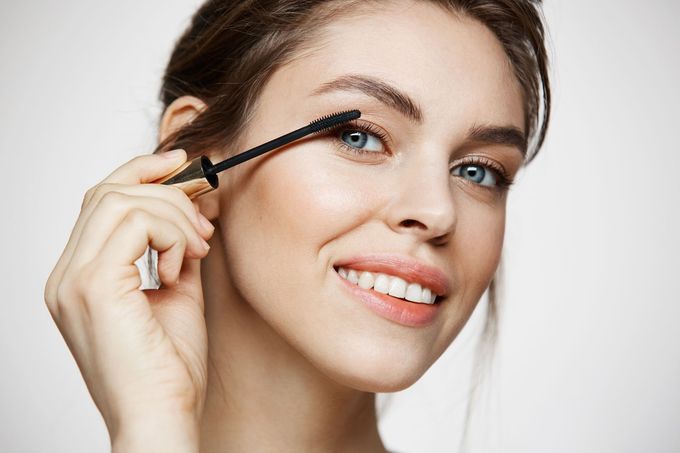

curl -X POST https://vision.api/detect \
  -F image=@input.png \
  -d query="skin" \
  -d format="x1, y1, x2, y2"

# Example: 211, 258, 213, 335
44, 1, 525, 452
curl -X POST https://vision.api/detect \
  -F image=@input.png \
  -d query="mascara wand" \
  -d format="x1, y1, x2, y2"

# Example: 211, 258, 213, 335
153, 109, 361, 199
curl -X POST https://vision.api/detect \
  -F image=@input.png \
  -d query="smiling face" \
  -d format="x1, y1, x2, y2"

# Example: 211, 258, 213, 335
212, 0, 525, 391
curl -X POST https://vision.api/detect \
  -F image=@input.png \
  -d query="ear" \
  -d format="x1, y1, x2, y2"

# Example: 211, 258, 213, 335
159, 95, 207, 143
158, 96, 221, 221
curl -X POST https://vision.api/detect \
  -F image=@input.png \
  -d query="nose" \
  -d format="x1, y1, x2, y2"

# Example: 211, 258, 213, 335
384, 154, 456, 245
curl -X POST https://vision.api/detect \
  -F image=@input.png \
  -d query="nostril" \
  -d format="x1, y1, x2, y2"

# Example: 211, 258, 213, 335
399, 219, 424, 229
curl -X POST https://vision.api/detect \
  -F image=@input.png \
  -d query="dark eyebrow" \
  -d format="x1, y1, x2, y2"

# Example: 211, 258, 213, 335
310, 74, 424, 124
467, 124, 527, 157
312, 73, 526, 156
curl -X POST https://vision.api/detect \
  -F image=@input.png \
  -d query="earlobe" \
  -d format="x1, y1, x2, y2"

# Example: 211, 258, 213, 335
158, 95, 208, 143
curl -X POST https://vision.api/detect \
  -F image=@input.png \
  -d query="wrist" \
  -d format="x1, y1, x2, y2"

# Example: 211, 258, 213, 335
111, 415, 200, 453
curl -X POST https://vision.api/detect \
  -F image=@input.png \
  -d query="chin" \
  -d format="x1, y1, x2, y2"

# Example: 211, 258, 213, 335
311, 339, 437, 393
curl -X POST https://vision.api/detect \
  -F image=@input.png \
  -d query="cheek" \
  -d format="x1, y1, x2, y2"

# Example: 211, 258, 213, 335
430, 195, 506, 355
250, 146, 382, 253
452, 194, 506, 303
218, 144, 380, 303
463, 204, 505, 269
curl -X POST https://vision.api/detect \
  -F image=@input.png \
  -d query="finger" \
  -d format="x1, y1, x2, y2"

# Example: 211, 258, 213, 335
145, 257, 205, 316
69, 192, 210, 271
102, 149, 188, 185
47, 151, 196, 303
81, 151, 189, 210
97, 209, 190, 287
55, 178, 214, 279
49, 180, 215, 303
82, 183, 214, 241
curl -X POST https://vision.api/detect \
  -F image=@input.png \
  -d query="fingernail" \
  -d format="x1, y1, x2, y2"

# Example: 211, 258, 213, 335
161, 149, 185, 159
201, 237, 211, 251
198, 213, 214, 233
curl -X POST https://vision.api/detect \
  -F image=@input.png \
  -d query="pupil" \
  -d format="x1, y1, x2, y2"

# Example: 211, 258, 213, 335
465, 165, 484, 182
342, 130, 367, 148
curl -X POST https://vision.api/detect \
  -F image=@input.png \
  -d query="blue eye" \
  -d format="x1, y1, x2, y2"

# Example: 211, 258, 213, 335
451, 164, 498, 187
340, 130, 384, 153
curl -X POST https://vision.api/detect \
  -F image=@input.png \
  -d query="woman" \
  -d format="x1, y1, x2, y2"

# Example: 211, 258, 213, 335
44, 0, 550, 451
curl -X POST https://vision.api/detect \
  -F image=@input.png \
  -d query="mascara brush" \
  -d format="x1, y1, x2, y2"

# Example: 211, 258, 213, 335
153, 109, 361, 199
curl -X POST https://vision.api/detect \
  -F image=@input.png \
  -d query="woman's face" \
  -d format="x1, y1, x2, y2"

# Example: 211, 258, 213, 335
215, 1, 525, 391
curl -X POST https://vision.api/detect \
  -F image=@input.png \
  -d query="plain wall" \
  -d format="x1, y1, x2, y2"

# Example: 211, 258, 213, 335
1, 1, 679, 452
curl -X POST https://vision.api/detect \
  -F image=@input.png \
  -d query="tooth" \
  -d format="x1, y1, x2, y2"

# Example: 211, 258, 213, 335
347, 269, 359, 284
422, 287, 432, 304
373, 273, 390, 294
430, 293, 437, 304
338, 267, 348, 278
405, 283, 422, 302
358, 271, 375, 289
388, 277, 407, 298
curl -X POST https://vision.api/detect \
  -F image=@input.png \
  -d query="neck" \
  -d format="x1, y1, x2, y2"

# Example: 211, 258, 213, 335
198, 227, 387, 453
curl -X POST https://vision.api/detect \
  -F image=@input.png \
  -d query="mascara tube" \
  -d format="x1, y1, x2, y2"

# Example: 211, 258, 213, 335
153, 154, 219, 200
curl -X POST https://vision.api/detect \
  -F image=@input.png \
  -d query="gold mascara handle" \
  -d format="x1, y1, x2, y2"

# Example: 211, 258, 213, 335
153, 155, 219, 200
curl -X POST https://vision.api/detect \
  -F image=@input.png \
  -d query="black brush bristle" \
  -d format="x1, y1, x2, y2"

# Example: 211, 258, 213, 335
308, 109, 361, 133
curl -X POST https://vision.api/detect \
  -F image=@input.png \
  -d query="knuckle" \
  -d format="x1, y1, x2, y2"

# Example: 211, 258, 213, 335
55, 277, 79, 312
95, 184, 122, 204
99, 189, 125, 207
44, 274, 58, 313
82, 185, 97, 209
124, 208, 148, 229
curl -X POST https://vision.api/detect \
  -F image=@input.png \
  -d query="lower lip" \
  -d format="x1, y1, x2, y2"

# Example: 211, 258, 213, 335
334, 270, 441, 327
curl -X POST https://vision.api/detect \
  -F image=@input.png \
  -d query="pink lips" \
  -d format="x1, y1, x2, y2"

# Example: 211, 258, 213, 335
333, 253, 450, 296
333, 253, 451, 327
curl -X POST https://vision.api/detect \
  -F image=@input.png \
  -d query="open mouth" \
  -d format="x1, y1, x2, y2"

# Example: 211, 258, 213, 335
333, 266, 440, 305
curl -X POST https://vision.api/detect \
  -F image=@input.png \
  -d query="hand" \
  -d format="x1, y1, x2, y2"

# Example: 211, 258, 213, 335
44, 150, 215, 451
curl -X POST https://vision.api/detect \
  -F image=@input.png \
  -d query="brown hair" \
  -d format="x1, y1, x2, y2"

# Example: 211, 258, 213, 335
152, 0, 550, 448
154, 0, 550, 162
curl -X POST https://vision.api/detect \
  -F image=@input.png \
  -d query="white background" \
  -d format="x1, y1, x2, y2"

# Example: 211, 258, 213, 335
1, 1, 679, 452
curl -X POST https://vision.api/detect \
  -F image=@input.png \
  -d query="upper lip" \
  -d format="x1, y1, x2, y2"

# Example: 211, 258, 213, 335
333, 253, 451, 296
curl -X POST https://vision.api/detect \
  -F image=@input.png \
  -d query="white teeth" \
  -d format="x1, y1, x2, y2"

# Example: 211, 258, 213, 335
358, 271, 374, 289
422, 287, 432, 304
373, 273, 390, 294
336, 266, 439, 304
405, 283, 422, 302
388, 277, 407, 299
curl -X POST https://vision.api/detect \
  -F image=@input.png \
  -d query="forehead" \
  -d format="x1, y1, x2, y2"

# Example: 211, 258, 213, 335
277, 1, 525, 131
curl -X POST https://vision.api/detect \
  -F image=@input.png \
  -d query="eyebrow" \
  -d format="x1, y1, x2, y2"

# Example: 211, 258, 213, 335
311, 73, 526, 156
310, 73, 424, 123
467, 124, 527, 157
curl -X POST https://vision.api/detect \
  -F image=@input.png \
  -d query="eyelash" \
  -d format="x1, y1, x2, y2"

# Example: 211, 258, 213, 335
325, 119, 391, 155
454, 155, 514, 191
323, 119, 514, 191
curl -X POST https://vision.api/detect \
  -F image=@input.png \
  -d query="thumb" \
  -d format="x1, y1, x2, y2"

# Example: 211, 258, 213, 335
103, 150, 188, 185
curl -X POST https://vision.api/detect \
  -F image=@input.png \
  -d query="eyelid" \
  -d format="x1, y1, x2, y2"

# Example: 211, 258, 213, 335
327, 118, 393, 149
450, 155, 515, 191
450, 155, 509, 180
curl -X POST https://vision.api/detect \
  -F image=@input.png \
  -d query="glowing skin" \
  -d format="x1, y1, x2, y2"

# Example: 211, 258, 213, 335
170, 1, 526, 451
